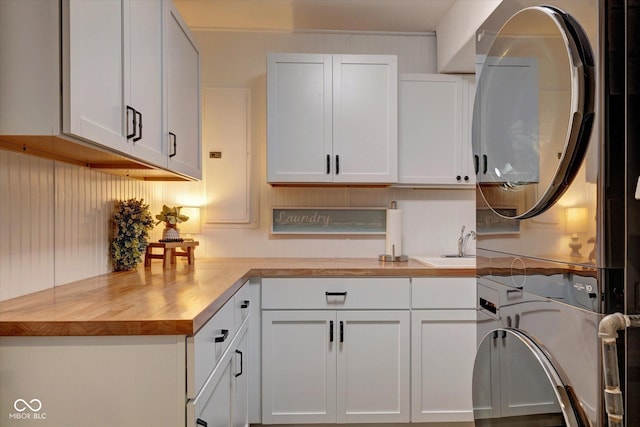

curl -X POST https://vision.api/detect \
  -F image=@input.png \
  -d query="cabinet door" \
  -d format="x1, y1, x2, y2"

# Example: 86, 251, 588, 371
262, 310, 336, 424
267, 54, 333, 183
398, 74, 465, 186
336, 310, 410, 423
462, 75, 477, 184
165, 2, 202, 179
411, 310, 476, 422
64, 0, 127, 150
499, 309, 565, 418
193, 353, 234, 427
233, 327, 249, 427
333, 55, 397, 183
474, 57, 539, 184
126, 0, 165, 167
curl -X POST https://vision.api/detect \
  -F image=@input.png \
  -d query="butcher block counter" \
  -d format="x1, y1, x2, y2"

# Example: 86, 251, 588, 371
0, 258, 475, 337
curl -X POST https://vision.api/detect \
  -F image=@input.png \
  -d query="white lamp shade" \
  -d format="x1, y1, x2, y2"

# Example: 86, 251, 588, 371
566, 207, 588, 234
179, 207, 202, 234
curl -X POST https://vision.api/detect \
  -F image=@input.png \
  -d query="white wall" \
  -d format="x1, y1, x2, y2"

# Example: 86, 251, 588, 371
436, 0, 502, 73
0, 30, 476, 301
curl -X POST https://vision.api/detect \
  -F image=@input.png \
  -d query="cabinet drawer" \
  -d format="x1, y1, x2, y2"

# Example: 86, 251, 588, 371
262, 278, 410, 310
187, 299, 236, 398
233, 281, 252, 330
412, 277, 476, 309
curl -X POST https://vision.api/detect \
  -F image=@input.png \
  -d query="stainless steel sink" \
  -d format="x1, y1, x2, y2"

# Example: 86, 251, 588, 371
412, 256, 476, 268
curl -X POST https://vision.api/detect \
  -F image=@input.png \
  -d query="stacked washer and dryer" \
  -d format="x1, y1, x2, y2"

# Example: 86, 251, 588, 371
471, 1, 640, 426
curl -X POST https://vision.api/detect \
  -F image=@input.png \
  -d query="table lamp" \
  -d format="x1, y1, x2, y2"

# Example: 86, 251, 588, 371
566, 207, 588, 258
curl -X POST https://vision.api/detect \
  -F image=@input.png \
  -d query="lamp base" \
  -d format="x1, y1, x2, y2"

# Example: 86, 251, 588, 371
569, 236, 582, 258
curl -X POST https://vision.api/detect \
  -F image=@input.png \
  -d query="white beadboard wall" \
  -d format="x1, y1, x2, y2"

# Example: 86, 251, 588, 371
0, 30, 476, 301
0, 151, 161, 300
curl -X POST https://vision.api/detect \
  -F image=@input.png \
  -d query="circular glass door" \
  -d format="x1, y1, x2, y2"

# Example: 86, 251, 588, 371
472, 329, 582, 426
473, 6, 594, 219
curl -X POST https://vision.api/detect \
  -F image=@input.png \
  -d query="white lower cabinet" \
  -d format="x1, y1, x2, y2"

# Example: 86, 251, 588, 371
262, 310, 337, 424
261, 278, 411, 424
233, 328, 249, 427
336, 310, 410, 423
411, 310, 476, 422
189, 324, 248, 427
411, 277, 477, 423
187, 280, 257, 427
0, 335, 186, 427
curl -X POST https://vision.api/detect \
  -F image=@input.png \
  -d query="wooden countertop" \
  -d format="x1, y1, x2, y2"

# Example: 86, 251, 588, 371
0, 258, 474, 337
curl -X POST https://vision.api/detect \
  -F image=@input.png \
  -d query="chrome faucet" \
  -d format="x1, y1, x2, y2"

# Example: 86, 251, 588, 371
457, 226, 476, 257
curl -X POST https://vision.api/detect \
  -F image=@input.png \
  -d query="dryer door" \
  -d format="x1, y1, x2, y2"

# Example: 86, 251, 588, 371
473, 6, 594, 219
472, 329, 585, 426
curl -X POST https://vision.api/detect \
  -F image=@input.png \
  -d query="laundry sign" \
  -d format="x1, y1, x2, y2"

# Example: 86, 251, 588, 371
271, 208, 386, 234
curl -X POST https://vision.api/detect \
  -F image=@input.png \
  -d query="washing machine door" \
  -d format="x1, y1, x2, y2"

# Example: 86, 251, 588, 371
472, 329, 585, 426
473, 6, 594, 219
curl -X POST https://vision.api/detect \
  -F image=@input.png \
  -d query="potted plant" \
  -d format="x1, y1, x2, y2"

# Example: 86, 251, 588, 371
111, 198, 155, 271
156, 205, 190, 242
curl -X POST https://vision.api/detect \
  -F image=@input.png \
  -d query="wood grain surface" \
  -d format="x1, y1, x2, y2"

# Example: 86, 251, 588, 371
0, 258, 474, 337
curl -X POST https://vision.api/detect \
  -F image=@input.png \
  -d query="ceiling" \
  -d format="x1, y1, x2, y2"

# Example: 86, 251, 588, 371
172, 0, 457, 33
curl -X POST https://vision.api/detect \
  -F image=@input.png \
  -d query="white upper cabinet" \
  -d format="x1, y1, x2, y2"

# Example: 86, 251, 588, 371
126, 0, 166, 167
397, 73, 475, 187
332, 55, 398, 183
474, 57, 539, 184
165, 2, 202, 180
267, 54, 397, 184
64, 0, 165, 168
0, 0, 200, 180
63, 0, 127, 151
267, 54, 333, 183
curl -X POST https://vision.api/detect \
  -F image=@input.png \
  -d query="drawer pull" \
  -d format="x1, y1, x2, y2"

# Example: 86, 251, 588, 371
329, 320, 334, 343
325, 292, 347, 297
197, 419, 208, 426
214, 329, 229, 343
235, 350, 243, 377
241, 300, 250, 309
340, 320, 344, 343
